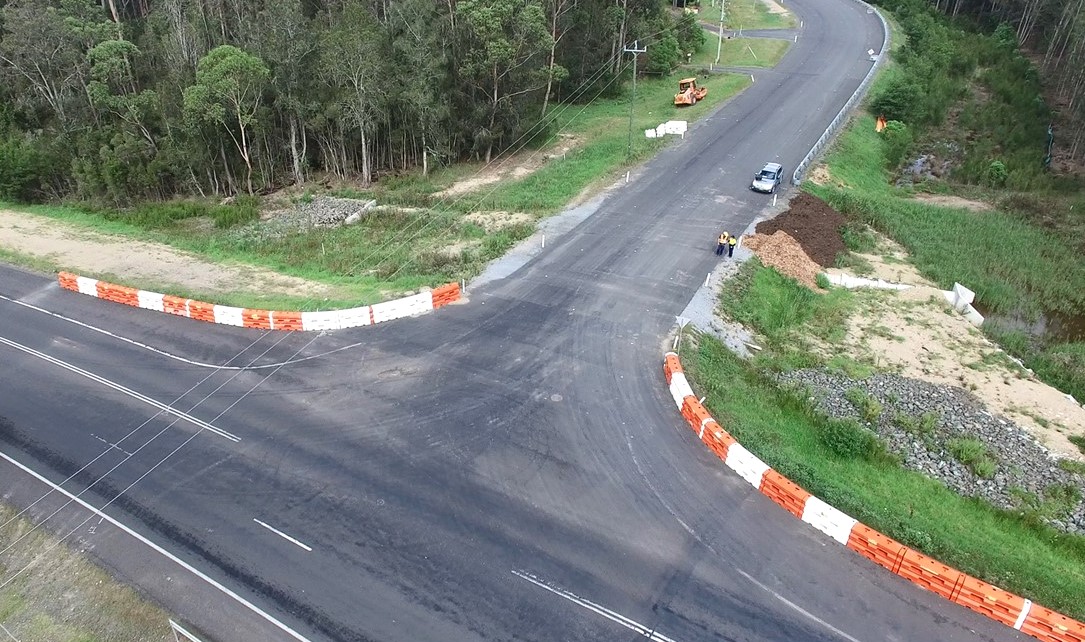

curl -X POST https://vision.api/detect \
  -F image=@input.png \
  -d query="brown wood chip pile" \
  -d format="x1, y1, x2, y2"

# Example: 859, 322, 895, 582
743, 231, 824, 289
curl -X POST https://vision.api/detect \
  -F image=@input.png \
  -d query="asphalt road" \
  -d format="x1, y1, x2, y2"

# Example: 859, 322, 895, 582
0, 0, 1029, 640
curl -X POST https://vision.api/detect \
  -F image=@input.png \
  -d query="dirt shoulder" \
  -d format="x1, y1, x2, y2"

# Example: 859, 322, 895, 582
0, 209, 333, 299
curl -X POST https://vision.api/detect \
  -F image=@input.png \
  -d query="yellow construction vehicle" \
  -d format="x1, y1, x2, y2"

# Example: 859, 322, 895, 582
674, 78, 707, 106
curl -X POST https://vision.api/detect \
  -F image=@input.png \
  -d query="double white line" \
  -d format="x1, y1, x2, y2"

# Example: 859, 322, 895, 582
0, 336, 240, 442
512, 569, 680, 642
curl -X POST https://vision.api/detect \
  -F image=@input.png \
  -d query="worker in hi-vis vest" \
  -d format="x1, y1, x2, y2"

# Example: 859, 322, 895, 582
716, 232, 729, 256
728, 234, 737, 257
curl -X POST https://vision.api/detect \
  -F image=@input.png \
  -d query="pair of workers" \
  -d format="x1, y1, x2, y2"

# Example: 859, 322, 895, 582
716, 232, 737, 257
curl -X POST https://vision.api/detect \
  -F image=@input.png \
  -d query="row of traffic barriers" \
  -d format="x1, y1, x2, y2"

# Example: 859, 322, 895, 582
57, 272, 462, 331
662, 351, 1085, 641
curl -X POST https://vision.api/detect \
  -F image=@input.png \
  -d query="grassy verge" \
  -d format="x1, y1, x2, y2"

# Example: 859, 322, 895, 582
0, 503, 175, 641
684, 258, 1085, 618
433, 72, 751, 213
698, 0, 798, 30
689, 37, 791, 68
1, 73, 749, 305
810, 116, 1085, 400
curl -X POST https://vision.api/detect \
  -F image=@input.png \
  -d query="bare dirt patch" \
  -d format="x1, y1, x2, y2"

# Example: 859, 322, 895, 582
463, 211, 534, 233
761, 0, 790, 14
0, 210, 333, 299
911, 193, 991, 212
744, 231, 824, 289
435, 134, 580, 198
755, 192, 847, 267
827, 239, 1085, 460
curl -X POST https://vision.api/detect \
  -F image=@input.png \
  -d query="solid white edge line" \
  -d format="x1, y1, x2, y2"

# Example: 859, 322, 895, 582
0, 336, 240, 442
0, 451, 314, 642
253, 519, 313, 552
512, 570, 679, 642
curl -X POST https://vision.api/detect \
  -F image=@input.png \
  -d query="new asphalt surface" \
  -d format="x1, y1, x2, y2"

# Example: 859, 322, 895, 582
0, 0, 1029, 640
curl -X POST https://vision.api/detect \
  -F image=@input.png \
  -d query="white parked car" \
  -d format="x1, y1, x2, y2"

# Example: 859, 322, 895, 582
751, 162, 784, 194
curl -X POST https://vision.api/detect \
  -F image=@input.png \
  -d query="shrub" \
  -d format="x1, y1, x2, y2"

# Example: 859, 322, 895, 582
880, 120, 913, 169
948, 437, 997, 478
0, 135, 48, 202
984, 160, 1008, 187
845, 387, 884, 422
646, 34, 681, 75
871, 78, 921, 123
818, 418, 884, 460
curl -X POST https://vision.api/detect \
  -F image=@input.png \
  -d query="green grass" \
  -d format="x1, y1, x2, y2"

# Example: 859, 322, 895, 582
811, 118, 1085, 318
697, 0, 798, 30
688, 37, 791, 68
470, 72, 751, 213
845, 387, 884, 422
0, 503, 174, 642
947, 437, 998, 478
1070, 435, 1085, 456
684, 334, 1085, 620
1, 72, 751, 305
719, 259, 853, 367
0, 200, 477, 308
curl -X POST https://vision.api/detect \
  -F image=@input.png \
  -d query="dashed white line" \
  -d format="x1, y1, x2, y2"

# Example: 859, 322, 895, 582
512, 570, 680, 642
254, 519, 312, 552
90, 434, 136, 457
0, 451, 314, 642
0, 335, 240, 442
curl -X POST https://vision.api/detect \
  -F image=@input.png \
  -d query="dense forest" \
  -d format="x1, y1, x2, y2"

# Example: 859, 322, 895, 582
0, 0, 1082, 206
0, 0, 704, 203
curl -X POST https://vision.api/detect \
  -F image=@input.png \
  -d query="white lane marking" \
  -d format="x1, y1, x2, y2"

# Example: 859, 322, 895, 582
0, 335, 240, 442
629, 435, 863, 642
90, 433, 135, 457
512, 570, 680, 642
0, 451, 314, 642
734, 569, 864, 642
0, 622, 21, 642
0, 292, 364, 370
253, 519, 313, 552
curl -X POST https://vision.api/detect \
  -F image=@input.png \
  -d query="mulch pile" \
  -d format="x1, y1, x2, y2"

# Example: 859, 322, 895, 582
754, 192, 847, 267
743, 231, 823, 290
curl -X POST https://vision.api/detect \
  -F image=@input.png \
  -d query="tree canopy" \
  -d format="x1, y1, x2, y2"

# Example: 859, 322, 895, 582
0, 0, 693, 203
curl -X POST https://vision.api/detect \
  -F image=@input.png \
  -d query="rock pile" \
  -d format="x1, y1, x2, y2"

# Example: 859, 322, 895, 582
778, 369, 1085, 535
293, 196, 377, 227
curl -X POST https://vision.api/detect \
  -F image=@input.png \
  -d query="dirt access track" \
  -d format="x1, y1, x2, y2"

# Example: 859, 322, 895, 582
0, 209, 333, 298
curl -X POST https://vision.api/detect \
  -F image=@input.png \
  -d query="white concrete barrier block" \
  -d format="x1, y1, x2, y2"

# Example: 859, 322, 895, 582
801, 496, 858, 545
301, 310, 343, 331
76, 276, 99, 296
371, 292, 433, 324
645, 129, 658, 138
136, 290, 165, 312
724, 444, 770, 488
669, 372, 695, 408
952, 282, 975, 307
213, 305, 245, 327
337, 306, 372, 328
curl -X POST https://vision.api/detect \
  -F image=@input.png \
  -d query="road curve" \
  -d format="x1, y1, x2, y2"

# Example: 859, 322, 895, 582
0, 0, 1026, 640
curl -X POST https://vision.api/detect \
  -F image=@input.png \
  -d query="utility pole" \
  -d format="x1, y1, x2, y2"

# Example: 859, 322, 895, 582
625, 40, 647, 156
715, 0, 726, 67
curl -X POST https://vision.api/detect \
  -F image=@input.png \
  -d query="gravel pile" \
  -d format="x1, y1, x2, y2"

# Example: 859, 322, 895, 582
293, 196, 376, 227
778, 369, 1085, 535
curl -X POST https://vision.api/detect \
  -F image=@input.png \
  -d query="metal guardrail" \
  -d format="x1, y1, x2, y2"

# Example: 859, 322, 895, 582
792, 1, 891, 185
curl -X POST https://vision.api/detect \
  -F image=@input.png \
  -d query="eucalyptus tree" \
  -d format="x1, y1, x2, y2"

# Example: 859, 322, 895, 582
183, 45, 270, 194
455, 0, 554, 162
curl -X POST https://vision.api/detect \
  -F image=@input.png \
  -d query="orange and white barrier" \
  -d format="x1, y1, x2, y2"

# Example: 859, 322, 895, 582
57, 272, 461, 332
662, 351, 1085, 642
